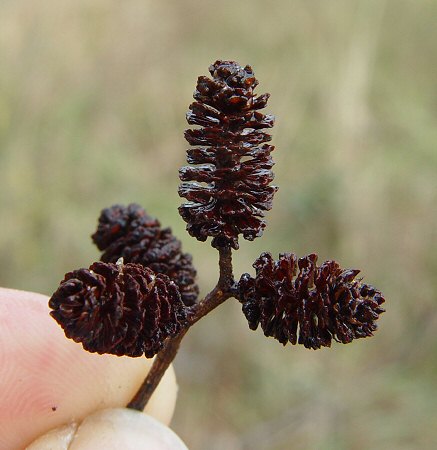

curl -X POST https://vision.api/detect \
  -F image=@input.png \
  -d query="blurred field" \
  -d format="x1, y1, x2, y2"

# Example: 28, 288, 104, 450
1, 0, 436, 448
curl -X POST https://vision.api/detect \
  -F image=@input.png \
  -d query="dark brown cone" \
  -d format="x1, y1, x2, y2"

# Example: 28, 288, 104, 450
91, 204, 199, 306
49, 261, 187, 358
179, 60, 278, 250
237, 252, 385, 349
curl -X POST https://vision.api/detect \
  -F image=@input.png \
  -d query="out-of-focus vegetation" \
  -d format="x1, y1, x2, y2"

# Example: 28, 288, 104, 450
1, 1, 436, 448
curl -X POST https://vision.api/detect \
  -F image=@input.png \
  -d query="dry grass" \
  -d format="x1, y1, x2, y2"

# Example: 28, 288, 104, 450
1, 1, 436, 448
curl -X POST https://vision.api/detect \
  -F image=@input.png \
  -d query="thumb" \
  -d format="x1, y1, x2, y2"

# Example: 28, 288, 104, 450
27, 408, 188, 449
0, 288, 178, 449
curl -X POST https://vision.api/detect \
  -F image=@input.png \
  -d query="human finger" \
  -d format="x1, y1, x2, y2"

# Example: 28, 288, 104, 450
0, 288, 178, 449
27, 408, 188, 450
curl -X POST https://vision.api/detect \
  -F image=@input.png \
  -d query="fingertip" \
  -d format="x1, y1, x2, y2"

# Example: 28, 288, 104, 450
25, 422, 78, 450
70, 409, 188, 450
27, 409, 188, 450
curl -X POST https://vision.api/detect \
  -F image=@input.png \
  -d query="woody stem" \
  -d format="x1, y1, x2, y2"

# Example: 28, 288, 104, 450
127, 247, 234, 411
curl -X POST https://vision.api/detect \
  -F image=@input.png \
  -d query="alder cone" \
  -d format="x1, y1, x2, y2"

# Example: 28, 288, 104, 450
92, 204, 199, 306
179, 60, 278, 249
237, 252, 385, 349
49, 262, 187, 358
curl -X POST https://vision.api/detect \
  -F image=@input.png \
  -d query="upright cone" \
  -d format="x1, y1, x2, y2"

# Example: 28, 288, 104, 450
179, 60, 278, 249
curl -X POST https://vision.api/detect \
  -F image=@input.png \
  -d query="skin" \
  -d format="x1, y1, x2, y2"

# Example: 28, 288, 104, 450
0, 288, 187, 449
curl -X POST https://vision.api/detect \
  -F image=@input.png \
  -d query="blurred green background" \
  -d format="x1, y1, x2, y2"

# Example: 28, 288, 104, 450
1, 0, 436, 448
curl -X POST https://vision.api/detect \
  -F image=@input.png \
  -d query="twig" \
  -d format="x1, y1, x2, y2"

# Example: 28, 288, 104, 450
126, 331, 186, 411
127, 247, 234, 411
